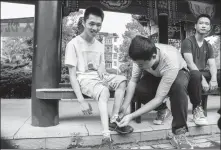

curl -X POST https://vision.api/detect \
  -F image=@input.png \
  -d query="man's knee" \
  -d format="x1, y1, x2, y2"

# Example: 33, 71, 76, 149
190, 70, 202, 81
170, 80, 187, 94
99, 87, 110, 102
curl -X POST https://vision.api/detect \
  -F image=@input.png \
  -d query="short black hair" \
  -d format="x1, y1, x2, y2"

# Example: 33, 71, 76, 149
196, 14, 211, 24
84, 6, 104, 21
129, 35, 157, 61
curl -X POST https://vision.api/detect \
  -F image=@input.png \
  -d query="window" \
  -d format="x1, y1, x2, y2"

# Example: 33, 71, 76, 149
113, 53, 117, 59
105, 46, 112, 53
105, 38, 112, 45
114, 37, 117, 42
114, 61, 117, 66
106, 63, 112, 68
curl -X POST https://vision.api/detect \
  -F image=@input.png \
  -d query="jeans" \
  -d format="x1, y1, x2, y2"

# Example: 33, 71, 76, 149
188, 69, 220, 110
133, 69, 190, 134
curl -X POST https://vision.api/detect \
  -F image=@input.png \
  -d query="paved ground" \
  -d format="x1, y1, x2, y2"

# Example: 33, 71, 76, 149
114, 134, 220, 149
1, 96, 220, 149
67, 134, 220, 149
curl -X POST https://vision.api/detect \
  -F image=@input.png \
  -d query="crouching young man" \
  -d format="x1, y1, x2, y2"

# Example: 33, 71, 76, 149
118, 35, 194, 149
65, 7, 133, 149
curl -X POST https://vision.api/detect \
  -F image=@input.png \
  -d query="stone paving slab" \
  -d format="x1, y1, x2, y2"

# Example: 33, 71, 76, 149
1, 98, 220, 149
14, 117, 88, 139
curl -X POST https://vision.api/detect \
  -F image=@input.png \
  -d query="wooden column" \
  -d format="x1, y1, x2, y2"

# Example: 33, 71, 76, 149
180, 22, 186, 41
31, 1, 62, 127
158, 14, 168, 44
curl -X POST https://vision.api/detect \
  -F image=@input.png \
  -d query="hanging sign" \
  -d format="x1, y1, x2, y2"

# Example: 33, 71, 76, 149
1, 17, 34, 37
188, 1, 215, 18
100, 0, 132, 10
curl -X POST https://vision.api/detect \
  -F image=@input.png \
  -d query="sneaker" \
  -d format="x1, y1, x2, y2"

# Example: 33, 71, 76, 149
170, 128, 193, 149
153, 108, 171, 125
99, 137, 113, 149
193, 106, 208, 126
109, 117, 134, 134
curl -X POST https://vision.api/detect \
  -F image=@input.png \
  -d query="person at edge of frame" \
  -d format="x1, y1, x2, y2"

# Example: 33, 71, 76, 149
181, 14, 220, 126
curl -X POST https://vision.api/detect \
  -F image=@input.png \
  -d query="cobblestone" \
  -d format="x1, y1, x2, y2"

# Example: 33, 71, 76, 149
139, 145, 153, 149
112, 134, 220, 149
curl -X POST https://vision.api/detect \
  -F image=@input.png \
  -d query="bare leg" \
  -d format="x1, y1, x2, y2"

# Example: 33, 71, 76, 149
111, 81, 127, 118
98, 87, 110, 135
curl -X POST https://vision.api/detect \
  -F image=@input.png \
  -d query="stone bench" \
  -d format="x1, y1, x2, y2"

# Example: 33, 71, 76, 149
36, 83, 115, 100
36, 84, 220, 124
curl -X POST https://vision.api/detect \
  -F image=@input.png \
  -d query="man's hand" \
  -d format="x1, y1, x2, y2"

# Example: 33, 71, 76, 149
201, 79, 209, 92
79, 100, 93, 115
209, 80, 218, 91
117, 114, 133, 127
97, 65, 106, 80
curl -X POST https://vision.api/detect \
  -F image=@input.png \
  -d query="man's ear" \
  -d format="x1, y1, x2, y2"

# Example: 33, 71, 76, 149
152, 54, 157, 59
208, 24, 212, 32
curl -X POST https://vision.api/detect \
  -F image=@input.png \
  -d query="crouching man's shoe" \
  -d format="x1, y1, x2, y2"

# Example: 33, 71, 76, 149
170, 127, 193, 149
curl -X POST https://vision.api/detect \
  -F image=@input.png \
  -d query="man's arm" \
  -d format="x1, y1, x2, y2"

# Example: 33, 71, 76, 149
208, 58, 217, 81
68, 66, 92, 115
68, 66, 85, 102
131, 69, 178, 118
183, 53, 199, 71
121, 80, 137, 110
208, 58, 218, 90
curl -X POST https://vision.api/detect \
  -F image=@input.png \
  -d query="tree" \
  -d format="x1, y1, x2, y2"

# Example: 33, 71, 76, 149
0, 10, 83, 97
1, 37, 33, 98
118, 16, 151, 80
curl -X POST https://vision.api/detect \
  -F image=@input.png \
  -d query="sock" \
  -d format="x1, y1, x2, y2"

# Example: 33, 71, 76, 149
110, 114, 119, 123
102, 130, 111, 139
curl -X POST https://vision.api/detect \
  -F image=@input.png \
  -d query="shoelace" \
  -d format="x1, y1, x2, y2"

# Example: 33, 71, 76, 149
194, 106, 205, 119
197, 106, 205, 118
176, 134, 191, 146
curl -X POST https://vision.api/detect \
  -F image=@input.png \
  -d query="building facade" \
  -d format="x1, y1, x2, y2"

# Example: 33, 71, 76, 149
96, 32, 119, 70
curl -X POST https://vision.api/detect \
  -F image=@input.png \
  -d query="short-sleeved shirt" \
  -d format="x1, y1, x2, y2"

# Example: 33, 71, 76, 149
131, 43, 188, 98
64, 35, 105, 76
64, 35, 127, 100
181, 36, 214, 70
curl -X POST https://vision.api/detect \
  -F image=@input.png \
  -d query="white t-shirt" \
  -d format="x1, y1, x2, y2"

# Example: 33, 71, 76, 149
65, 35, 105, 76
131, 43, 188, 98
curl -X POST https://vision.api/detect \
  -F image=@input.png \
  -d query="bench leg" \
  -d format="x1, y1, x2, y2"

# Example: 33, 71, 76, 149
130, 102, 135, 113
32, 99, 59, 127
201, 95, 208, 117
135, 101, 142, 123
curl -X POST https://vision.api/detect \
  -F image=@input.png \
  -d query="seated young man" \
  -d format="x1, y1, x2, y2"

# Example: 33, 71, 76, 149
181, 14, 220, 126
118, 35, 194, 149
64, 6, 133, 149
